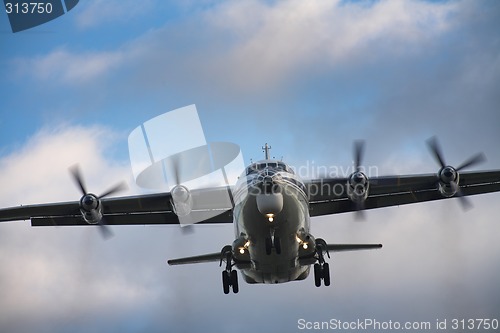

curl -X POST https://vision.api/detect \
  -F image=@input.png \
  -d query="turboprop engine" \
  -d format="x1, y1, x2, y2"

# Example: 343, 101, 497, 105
70, 165, 126, 239
437, 166, 459, 197
347, 171, 369, 202
79, 193, 103, 224
427, 137, 485, 209
346, 141, 369, 218
171, 185, 193, 217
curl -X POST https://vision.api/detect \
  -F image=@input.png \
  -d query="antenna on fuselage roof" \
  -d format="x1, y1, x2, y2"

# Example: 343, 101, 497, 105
262, 143, 271, 160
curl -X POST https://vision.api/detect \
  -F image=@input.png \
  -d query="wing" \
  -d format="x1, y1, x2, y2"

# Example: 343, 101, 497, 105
0, 187, 233, 226
167, 252, 223, 265
167, 244, 383, 266
326, 244, 382, 252
307, 170, 500, 216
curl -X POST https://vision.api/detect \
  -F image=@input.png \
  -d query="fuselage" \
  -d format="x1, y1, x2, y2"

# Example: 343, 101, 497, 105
230, 160, 316, 284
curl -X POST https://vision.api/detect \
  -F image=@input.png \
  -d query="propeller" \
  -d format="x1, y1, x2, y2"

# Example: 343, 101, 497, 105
167, 155, 195, 234
426, 137, 486, 210
70, 165, 127, 239
354, 140, 364, 172
351, 140, 367, 220
165, 147, 236, 233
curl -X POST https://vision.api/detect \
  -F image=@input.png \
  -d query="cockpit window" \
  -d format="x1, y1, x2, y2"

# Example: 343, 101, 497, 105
246, 163, 267, 175
277, 162, 294, 174
246, 165, 257, 175
245, 161, 295, 176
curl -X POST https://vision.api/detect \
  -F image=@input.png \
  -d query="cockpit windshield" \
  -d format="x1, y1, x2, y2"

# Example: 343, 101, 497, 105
245, 161, 294, 176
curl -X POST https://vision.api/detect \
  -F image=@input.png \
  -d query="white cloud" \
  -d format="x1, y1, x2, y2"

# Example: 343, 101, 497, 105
0, 125, 159, 331
17, 0, 461, 92
0, 125, 132, 205
16, 48, 125, 84
198, 0, 459, 90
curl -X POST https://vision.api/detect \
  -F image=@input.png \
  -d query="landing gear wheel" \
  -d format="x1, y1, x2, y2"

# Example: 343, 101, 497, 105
222, 271, 230, 294
274, 236, 281, 255
312, 238, 332, 288
323, 263, 331, 286
231, 270, 239, 293
220, 245, 240, 294
265, 237, 272, 255
314, 263, 322, 287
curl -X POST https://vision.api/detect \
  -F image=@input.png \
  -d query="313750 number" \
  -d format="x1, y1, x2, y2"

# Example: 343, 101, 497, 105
5, 2, 53, 14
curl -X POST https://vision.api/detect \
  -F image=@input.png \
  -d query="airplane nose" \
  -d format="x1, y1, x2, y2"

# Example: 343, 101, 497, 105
256, 191, 283, 218
262, 178, 283, 195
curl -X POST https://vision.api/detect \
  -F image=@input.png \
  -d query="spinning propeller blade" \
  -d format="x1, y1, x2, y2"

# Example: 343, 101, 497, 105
427, 137, 447, 169
354, 140, 364, 172
353, 140, 366, 220
69, 164, 127, 239
167, 156, 195, 235
426, 137, 486, 210
70, 165, 87, 196
98, 182, 128, 199
456, 153, 486, 172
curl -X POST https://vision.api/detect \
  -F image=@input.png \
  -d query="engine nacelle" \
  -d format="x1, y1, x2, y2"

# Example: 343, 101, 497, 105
437, 166, 459, 197
171, 185, 193, 217
347, 171, 369, 202
79, 193, 102, 224
438, 182, 457, 197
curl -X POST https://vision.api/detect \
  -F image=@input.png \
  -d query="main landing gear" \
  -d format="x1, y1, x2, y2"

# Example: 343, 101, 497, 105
220, 245, 239, 294
313, 238, 331, 287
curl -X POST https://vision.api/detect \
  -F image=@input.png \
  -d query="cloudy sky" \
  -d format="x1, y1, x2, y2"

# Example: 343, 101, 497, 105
1, 0, 499, 332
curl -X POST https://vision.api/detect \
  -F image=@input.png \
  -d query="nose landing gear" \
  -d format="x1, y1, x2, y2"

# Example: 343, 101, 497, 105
265, 228, 282, 255
313, 238, 331, 287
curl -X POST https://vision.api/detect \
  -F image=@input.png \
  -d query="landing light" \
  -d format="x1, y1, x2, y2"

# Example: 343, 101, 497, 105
239, 248, 245, 255
244, 240, 250, 248
266, 213, 274, 222
296, 235, 309, 250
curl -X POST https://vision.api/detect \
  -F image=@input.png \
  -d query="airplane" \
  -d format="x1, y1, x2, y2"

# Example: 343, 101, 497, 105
1, 138, 499, 294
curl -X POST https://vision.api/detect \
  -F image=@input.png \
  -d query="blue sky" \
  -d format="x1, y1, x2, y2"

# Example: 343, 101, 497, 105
1, 1, 500, 332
